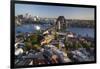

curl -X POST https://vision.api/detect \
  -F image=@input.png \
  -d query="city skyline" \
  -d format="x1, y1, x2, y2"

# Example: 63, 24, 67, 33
15, 4, 95, 20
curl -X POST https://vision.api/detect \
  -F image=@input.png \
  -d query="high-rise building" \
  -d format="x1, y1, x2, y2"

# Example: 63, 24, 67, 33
18, 15, 23, 19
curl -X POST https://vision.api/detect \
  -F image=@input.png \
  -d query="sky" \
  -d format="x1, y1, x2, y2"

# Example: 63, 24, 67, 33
15, 4, 95, 20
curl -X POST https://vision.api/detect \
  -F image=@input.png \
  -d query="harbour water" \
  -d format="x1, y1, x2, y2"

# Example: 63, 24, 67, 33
15, 24, 94, 38
67, 27, 94, 38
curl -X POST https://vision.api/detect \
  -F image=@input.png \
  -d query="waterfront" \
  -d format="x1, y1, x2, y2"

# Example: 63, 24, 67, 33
15, 23, 95, 66
16, 24, 94, 38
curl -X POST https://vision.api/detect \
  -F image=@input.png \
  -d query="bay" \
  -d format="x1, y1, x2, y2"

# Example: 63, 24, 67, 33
15, 24, 94, 38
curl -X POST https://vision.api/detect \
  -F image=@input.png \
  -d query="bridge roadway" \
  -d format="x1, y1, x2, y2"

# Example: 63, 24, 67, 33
42, 25, 67, 36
